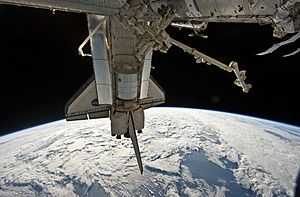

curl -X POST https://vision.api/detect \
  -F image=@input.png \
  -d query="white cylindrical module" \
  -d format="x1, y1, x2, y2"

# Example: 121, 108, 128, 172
153, 0, 283, 23
117, 73, 138, 100
189, 0, 282, 18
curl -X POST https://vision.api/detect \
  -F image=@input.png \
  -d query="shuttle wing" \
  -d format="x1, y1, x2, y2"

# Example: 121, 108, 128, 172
140, 77, 166, 109
0, 0, 125, 15
65, 75, 110, 121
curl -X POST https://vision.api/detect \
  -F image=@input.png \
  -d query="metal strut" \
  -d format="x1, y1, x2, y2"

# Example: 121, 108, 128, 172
78, 17, 106, 57
257, 31, 300, 56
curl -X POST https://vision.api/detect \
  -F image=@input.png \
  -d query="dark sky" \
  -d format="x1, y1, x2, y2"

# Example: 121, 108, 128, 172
0, 5, 299, 135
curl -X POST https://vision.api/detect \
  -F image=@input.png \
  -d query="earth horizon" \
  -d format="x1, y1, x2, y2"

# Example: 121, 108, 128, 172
0, 107, 299, 196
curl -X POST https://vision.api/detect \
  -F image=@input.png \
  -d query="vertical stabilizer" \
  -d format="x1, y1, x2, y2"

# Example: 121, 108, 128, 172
129, 111, 143, 174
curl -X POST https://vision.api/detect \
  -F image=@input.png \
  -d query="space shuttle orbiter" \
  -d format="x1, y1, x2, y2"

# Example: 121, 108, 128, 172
1, 0, 299, 173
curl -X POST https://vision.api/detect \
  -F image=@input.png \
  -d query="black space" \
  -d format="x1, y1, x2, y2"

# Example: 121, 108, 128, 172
0, 5, 299, 135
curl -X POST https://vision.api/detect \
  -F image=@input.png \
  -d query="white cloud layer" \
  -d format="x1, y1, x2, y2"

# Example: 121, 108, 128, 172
0, 107, 299, 196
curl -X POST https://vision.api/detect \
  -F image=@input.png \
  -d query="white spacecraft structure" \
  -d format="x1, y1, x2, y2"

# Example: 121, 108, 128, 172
1, 0, 299, 173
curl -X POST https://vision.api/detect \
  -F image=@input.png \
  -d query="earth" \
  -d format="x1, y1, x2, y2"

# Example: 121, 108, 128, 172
0, 107, 299, 196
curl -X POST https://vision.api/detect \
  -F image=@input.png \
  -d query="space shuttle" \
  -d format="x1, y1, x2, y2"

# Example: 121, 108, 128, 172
1, 0, 299, 174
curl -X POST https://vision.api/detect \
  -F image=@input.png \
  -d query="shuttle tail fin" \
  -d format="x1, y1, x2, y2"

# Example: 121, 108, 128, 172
129, 111, 143, 174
